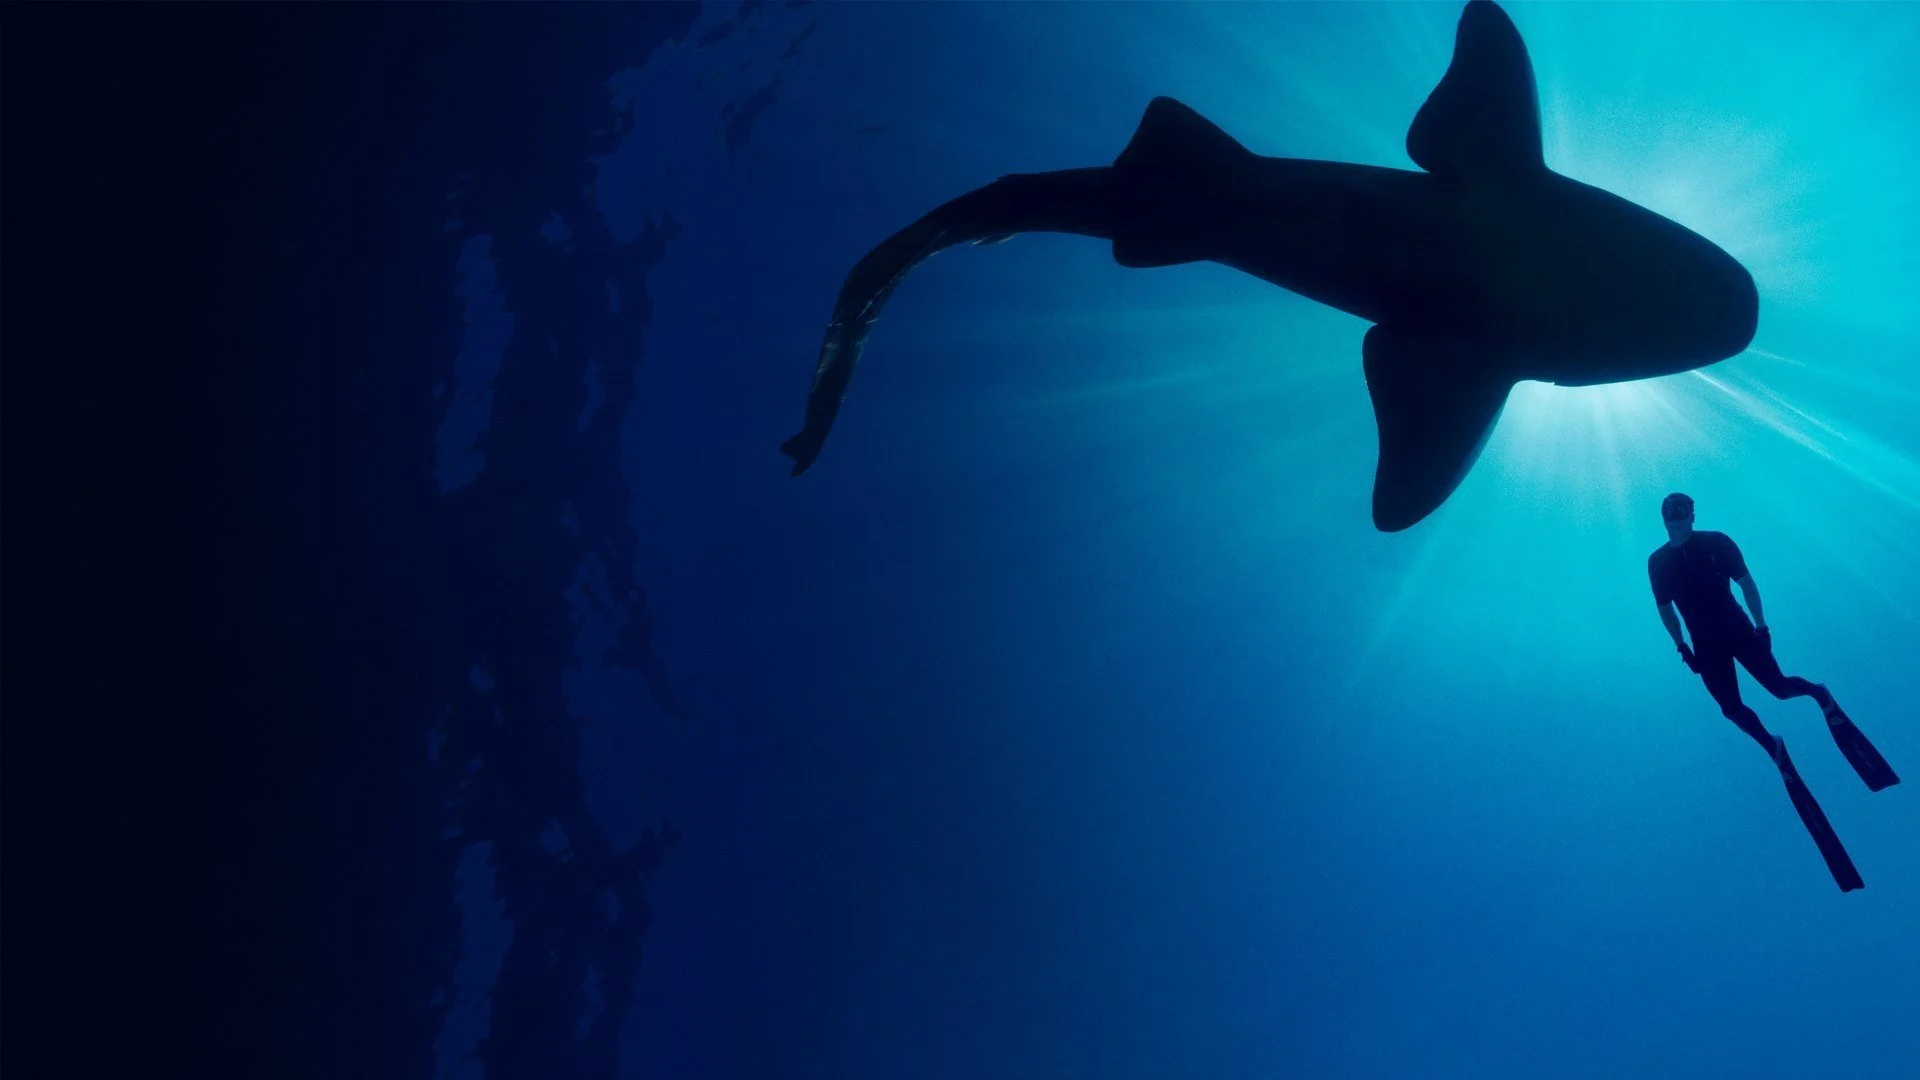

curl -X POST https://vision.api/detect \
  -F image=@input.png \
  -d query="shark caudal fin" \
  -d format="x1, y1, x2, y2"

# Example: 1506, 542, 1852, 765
1406, 0, 1545, 180
1363, 326, 1512, 532
1109, 97, 1254, 269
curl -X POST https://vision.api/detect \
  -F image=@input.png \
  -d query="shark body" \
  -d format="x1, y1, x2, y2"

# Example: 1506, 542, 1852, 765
782, 0, 1757, 531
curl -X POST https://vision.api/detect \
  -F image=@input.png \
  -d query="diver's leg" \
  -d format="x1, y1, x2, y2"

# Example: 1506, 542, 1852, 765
1735, 632, 1898, 791
1734, 629, 1831, 708
1707, 645, 1865, 889
783, 168, 1122, 474
1774, 740, 1867, 892
1704, 638, 1866, 883
1738, 630, 1896, 784
1700, 651, 1777, 758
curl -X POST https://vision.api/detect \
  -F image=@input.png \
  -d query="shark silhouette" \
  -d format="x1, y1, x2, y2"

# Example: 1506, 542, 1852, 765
781, 0, 1757, 531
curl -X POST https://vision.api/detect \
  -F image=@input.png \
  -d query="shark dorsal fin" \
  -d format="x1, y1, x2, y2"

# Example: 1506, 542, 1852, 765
1110, 97, 1257, 267
1115, 97, 1252, 174
1406, 0, 1543, 179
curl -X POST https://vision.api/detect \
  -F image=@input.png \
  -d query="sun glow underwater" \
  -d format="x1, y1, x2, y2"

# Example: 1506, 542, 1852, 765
1197, 1, 1918, 535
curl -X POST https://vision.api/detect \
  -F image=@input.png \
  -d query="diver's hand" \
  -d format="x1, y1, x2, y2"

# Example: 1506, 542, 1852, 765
1754, 625, 1772, 650
1678, 643, 1700, 673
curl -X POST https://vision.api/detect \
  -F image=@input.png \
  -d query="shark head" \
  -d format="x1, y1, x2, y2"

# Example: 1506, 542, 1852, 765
1542, 192, 1759, 383
1420, 1, 1758, 378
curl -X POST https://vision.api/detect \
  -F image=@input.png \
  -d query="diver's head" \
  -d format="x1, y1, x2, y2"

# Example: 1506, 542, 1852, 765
1661, 492, 1695, 543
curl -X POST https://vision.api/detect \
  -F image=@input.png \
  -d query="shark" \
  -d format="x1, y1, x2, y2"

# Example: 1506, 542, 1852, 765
780, 0, 1757, 531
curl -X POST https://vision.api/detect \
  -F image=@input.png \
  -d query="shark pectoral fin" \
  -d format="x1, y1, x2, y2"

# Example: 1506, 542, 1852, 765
1406, 0, 1544, 179
1363, 326, 1512, 532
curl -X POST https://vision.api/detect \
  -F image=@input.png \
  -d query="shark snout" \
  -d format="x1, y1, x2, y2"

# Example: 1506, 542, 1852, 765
1696, 250, 1759, 360
1637, 237, 1758, 367
1538, 177, 1762, 380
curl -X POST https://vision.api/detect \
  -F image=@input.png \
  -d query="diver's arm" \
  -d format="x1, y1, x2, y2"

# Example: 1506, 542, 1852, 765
1734, 574, 1766, 628
1658, 602, 1687, 648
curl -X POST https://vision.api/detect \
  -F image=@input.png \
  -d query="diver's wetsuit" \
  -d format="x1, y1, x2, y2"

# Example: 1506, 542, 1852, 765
1648, 530, 1831, 750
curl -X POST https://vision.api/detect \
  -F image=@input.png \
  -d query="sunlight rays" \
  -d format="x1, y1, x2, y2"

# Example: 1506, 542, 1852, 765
1494, 349, 1920, 528
1688, 366, 1920, 515
1491, 378, 1713, 524
1744, 346, 1920, 410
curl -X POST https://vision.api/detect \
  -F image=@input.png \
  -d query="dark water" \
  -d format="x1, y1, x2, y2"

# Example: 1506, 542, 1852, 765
10, 3, 1916, 1078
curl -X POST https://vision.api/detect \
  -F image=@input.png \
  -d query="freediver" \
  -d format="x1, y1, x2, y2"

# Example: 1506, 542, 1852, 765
1649, 492, 1899, 891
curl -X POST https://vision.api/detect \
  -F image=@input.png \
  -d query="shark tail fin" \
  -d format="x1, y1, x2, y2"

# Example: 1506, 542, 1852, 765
1110, 97, 1251, 269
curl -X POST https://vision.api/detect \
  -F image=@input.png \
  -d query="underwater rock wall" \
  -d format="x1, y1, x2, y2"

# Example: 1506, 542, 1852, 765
8, 4, 713, 1079
394, 7, 704, 1079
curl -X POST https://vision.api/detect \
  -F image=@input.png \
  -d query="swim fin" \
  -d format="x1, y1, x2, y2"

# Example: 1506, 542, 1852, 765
1825, 706, 1900, 792
1775, 740, 1865, 893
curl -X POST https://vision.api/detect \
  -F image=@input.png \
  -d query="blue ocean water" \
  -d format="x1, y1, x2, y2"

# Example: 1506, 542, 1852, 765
433, 3, 1918, 1076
